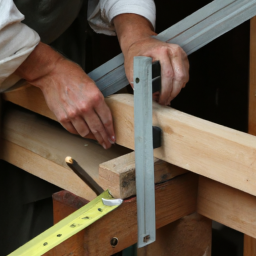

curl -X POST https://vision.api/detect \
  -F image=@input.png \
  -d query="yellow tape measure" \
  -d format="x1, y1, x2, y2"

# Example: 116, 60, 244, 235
8, 190, 122, 256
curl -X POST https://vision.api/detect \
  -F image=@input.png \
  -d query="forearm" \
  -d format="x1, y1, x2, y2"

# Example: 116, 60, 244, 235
113, 13, 189, 105
113, 14, 156, 56
15, 42, 63, 85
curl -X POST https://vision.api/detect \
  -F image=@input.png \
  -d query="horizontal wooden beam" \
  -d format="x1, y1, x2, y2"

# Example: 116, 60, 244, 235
197, 176, 256, 238
46, 172, 198, 255
99, 152, 187, 198
1, 104, 184, 199
1, 139, 96, 200
4, 86, 256, 197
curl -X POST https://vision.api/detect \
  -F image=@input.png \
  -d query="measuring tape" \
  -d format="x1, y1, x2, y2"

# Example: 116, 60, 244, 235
8, 190, 122, 256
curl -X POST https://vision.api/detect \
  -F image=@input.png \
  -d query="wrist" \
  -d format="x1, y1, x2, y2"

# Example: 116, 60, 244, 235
15, 42, 64, 84
113, 14, 156, 57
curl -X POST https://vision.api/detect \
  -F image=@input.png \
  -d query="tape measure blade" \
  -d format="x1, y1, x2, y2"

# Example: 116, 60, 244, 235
8, 190, 120, 256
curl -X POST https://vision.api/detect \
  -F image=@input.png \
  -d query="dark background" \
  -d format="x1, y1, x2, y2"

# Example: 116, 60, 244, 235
1, 1, 249, 255
90, 1, 249, 255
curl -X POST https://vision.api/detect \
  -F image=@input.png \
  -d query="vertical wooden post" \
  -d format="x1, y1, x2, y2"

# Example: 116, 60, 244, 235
244, 16, 256, 256
137, 213, 212, 256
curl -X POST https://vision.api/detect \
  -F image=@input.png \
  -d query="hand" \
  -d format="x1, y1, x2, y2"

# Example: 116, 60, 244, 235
113, 14, 189, 105
15, 43, 115, 149
124, 37, 189, 105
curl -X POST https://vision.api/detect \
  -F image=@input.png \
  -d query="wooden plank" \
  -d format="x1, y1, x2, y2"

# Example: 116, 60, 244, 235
108, 94, 256, 197
244, 15, 256, 256
4, 86, 256, 197
45, 172, 198, 256
1, 139, 96, 200
1, 105, 186, 199
137, 213, 212, 256
99, 152, 187, 198
244, 235, 256, 256
2, 104, 129, 180
197, 176, 256, 239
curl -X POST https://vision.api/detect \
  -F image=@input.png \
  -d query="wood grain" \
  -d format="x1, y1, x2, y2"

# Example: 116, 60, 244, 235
45, 173, 198, 256
197, 176, 256, 238
244, 15, 256, 256
2, 105, 187, 199
244, 235, 256, 256
99, 152, 187, 198
4, 86, 256, 197
1, 139, 97, 200
137, 213, 212, 256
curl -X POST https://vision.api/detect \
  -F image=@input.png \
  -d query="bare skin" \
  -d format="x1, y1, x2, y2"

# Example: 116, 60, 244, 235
15, 14, 189, 149
114, 14, 189, 105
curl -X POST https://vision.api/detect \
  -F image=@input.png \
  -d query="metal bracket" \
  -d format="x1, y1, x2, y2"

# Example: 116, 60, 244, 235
134, 56, 157, 248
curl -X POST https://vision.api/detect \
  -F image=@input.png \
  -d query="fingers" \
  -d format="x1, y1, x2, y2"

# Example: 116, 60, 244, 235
158, 53, 174, 105
158, 46, 189, 105
61, 121, 78, 135
70, 117, 90, 137
83, 109, 111, 149
94, 100, 115, 144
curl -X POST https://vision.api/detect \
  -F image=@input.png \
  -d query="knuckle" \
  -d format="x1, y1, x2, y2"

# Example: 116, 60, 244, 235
66, 109, 78, 119
164, 69, 174, 79
170, 44, 183, 56
92, 92, 103, 105
104, 120, 112, 127
176, 73, 186, 82
103, 118, 113, 128
79, 102, 90, 114
155, 45, 168, 55
59, 114, 69, 123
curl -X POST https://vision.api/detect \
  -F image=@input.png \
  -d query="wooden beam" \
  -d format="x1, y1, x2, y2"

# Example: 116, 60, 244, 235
1, 139, 96, 200
4, 86, 256, 197
1, 104, 184, 199
44, 172, 198, 256
244, 235, 256, 256
137, 213, 212, 256
244, 15, 256, 256
197, 176, 256, 239
99, 152, 187, 198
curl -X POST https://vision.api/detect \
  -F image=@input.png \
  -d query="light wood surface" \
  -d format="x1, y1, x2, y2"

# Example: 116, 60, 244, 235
44, 173, 198, 256
1, 139, 96, 200
244, 16, 256, 256
1, 104, 186, 199
197, 176, 256, 239
137, 213, 211, 256
99, 152, 187, 198
5, 86, 256, 197
244, 235, 256, 256
2, 104, 128, 179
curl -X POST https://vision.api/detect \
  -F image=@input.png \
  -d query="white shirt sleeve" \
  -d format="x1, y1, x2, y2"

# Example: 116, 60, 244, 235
0, 0, 40, 92
87, 0, 156, 36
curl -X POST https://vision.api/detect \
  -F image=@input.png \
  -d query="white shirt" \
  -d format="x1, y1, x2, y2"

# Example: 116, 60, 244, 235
0, 0, 156, 92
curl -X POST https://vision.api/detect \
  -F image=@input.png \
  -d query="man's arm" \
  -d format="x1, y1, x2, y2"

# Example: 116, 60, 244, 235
15, 42, 115, 149
113, 14, 189, 105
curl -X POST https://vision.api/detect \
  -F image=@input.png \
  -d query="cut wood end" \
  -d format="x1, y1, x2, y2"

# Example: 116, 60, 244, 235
65, 156, 73, 164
